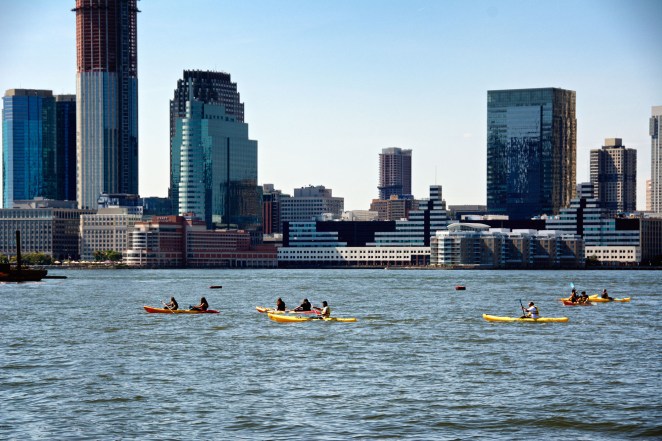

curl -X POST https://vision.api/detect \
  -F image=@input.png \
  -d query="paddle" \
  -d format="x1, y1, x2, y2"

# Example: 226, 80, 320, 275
161, 300, 175, 313
519, 299, 526, 318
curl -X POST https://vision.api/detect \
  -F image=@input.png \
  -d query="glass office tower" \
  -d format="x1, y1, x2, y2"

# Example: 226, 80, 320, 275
74, 0, 139, 210
170, 70, 245, 215
172, 95, 261, 232
487, 88, 576, 220
55, 95, 77, 201
2, 89, 56, 208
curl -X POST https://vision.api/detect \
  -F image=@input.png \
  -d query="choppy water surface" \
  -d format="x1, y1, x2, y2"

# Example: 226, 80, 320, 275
1, 269, 660, 440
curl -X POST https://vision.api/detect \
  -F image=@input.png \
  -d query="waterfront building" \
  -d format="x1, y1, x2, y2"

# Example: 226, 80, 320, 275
640, 217, 662, 265
378, 147, 412, 200
487, 88, 576, 219
55, 95, 77, 202
79, 207, 143, 261
278, 220, 429, 267
448, 205, 488, 220
0, 198, 94, 260
546, 183, 641, 264
2, 89, 56, 208
590, 138, 636, 215
124, 216, 276, 268
74, 0, 139, 210
171, 73, 261, 233
170, 70, 245, 214
651, 106, 662, 214
371, 185, 450, 248
431, 223, 584, 268
280, 185, 344, 223
369, 195, 418, 221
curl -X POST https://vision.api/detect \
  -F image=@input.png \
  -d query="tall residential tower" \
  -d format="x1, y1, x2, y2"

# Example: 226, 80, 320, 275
74, 0, 139, 209
590, 138, 636, 215
378, 147, 412, 200
487, 88, 576, 220
651, 106, 662, 214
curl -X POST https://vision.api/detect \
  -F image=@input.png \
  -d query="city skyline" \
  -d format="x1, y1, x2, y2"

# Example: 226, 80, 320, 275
1, 0, 661, 211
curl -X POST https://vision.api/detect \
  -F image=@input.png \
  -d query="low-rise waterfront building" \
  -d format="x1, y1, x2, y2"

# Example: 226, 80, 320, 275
0, 198, 94, 260
79, 208, 143, 261
280, 185, 344, 223
124, 216, 276, 268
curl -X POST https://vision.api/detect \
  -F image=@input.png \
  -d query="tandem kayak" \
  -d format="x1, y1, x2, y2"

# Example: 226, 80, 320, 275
562, 300, 593, 306
267, 312, 357, 323
482, 314, 569, 323
588, 295, 631, 303
143, 306, 220, 314
255, 306, 320, 314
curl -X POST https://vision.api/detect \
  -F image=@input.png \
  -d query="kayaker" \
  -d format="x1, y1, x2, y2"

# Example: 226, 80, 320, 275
275, 297, 286, 311
293, 298, 312, 311
579, 291, 589, 303
314, 301, 331, 318
601, 289, 614, 301
164, 296, 178, 311
569, 289, 578, 303
191, 296, 209, 311
521, 302, 539, 319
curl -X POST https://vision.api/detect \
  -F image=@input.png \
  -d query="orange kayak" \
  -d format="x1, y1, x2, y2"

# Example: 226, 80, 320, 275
143, 306, 219, 314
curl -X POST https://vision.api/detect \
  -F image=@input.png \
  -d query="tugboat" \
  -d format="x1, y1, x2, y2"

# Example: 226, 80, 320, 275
0, 231, 48, 282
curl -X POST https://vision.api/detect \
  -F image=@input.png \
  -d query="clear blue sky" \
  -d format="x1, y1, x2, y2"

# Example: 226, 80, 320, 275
1, 0, 661, 210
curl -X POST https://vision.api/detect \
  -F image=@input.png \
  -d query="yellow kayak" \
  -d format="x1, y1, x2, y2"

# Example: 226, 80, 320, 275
267, 312, 357, 323
483, 314, 569, 323
588, 295, 631, 303
255, 306, 320, 315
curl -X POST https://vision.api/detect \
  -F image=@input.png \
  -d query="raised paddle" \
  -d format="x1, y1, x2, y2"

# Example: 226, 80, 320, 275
519, 299, 526, 318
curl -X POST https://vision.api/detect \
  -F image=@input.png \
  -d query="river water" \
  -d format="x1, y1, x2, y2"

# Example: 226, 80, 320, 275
1, 269, 660, 440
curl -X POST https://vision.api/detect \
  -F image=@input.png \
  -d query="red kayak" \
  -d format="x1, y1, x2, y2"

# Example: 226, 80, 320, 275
562, 300, 593, 306
143, 306, 220, 314
455, 286, 466, 291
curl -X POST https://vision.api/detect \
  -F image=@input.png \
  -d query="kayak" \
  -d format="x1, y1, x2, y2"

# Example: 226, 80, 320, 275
143, 306, 220, 314
588, 295, 631, 303
455, 285, 466, 291
255, 306, 320, 314
482, 314, 569, 323
267, 312, 357, 323
562, 300, 593, 306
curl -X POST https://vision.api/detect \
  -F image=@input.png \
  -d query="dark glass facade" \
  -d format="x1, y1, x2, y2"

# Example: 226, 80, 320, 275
487, 88, 576, 220
55, 95, 77, 201
2, 90, 56, 207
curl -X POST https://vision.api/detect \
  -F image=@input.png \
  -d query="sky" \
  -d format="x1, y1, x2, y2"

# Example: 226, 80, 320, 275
1, 0, 661, 211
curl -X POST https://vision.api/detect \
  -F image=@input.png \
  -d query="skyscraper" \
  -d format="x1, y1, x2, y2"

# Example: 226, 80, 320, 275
590, 138, 636, 214
74, 0, 139, 210
651, 106, 662, 214
2, 89, 56, 208
55, 95, 77, 201
378, 147, 412, 200
487, 88, 576, 220
171, 71, 260, 232
170, 70, 245, 214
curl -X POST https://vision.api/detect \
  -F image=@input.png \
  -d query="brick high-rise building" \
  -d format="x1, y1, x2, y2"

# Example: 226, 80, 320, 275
74, 0, 139, 209
590, 138, 637, 215
378, 147, 412, 200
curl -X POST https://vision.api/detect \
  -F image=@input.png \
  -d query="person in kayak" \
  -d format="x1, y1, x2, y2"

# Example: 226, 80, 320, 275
569, 288, 579, 303
293, 298, 312, 311
578, 291, 590, 304
164, 296, 178, 311
190, 296, 209, 311
521, 302, 539, 318
275, 297, 286, 311
314, 301, 331, 318
601, 289, 614, 301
